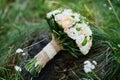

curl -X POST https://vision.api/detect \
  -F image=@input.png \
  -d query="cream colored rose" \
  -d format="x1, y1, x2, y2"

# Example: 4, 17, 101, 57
61, 17, 74, 31
55, 14, 74, 31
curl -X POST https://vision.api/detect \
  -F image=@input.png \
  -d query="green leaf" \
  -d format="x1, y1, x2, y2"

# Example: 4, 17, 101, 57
71, 15, 75, 18
53, 30, 60, 36
25, 57, 42, 76
82, 37, 87, 46
76, 27, 81, 31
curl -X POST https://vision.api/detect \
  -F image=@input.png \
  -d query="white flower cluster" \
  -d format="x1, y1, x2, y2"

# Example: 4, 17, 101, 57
16, 48, 27, 56
83, 60, 97, 73
16, 48, 23, 53
47, 9, 92, 55
14, 65, 22, 72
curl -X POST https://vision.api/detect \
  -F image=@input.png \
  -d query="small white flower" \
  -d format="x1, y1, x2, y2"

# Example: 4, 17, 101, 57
14, 65, 22, 71
84, 67, 92, 73
83, 60, 97, 73
92, 60, 97, 65
84, 62, 93, 69
109, 7, 112, 10
91, 64, 95, 69
103, 3, 107, 7
84, 60, 91, 65
22, 52, 27, 56
16, 48, 23, 53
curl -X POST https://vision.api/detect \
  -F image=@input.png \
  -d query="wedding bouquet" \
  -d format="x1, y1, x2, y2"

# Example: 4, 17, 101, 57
46, 9, 92, 56
25, 9, 93, 75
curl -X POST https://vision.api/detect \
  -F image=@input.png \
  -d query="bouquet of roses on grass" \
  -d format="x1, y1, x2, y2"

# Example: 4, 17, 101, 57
25, 9, 93, 75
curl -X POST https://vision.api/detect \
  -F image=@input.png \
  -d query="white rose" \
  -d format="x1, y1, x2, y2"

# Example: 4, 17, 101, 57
79, 39, 92, 55
62, 9, 73, 17
55, 14, 64, 25
81, 23, 92, 36
65, 27, 78, 40
72, 13, 80, 22
75, 34, 85, 46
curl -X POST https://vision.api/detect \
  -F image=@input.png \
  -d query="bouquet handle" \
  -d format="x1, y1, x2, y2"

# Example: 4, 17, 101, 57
25, 35, 63, 75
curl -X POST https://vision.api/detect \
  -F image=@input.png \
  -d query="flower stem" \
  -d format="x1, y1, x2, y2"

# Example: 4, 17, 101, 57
25, 36, 62, 75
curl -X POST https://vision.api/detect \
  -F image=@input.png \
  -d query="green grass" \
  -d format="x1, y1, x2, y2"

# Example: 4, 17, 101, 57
0, 0, 120, 80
